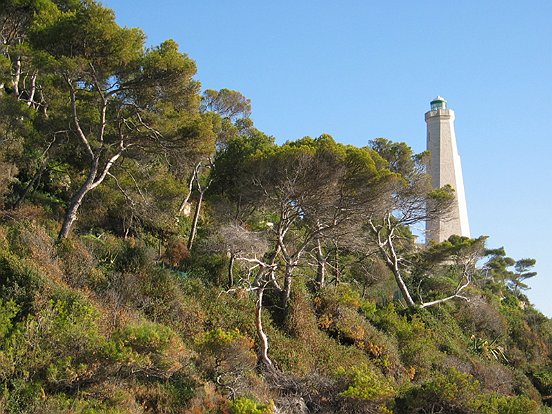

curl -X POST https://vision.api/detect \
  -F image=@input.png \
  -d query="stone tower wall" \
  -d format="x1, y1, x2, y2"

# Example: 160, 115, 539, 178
425, 107, 470, 242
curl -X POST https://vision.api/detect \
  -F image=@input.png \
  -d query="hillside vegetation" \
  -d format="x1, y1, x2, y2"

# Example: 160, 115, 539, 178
0, 1, 551, 413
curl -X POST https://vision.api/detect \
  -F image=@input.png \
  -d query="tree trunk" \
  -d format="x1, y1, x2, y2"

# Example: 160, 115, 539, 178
26, 71, 37, 107
281, 263, 294, 309
316, 238, 326, 289
388, 261, 416, 308
58, 179, 94, 240
187, 190, 204, 250
370, 219, 418, 309
333, 242, 341, 286
255, 285, 273, 369
58, 156, 102, 240
227, 252, 235, 288
177, 166, 197, 216
13, 56, 21, 97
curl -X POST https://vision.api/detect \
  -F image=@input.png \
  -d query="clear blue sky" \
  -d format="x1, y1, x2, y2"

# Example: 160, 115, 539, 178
103, 0, 552, 316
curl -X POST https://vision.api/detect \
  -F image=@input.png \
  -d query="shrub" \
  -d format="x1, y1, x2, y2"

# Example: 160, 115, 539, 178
474, 393, 539, 414
33, 393, 136, 414
0, 249, 44, 316
0, 295, 111, 411
456, 299, 508, 338
471, 360, 515, 395
532, 367, 552, 396
395, 368, 480, 414
284, 287, 319, 342
11, 296, 105, 381
163, 237, 190, 268
0, 299, 18, 340
110, 321, 189, 378
56, 237, 102, 289
469, 335, 508, 363
315, 284, 377, 320
185, 280, 257, 339
80, 233, 122, 272
114, 240, 155, 274
229, 397, 273, 414
186, 251, 228, 286
336, 364, 395, 401
2, 379, 43, 414
267, 329, 317, 375
195, 328, 257, 391
314, 287, 404, 379
374, 305, 442, 380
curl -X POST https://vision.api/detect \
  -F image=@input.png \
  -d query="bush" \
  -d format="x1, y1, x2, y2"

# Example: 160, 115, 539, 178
110, 321, 189, 378
114, 240, 155, 274
284, 286, 319, 341
455, 299, 508, 339
314, 287, 404, 379
33, 393, 136, 414
336, 364, 395, 401
195, 328, 257, 396
374, 305, 442, 380
532, 367, 552, 396
0, 295, 110, 411
229, 397, 273, 414
163, 237, 190, 268
2, 379, 43, 414
0, 249, 44, 316
0, 299, 18, 340
474, 393, 539, 414
56, 237, 102, 289
395, 368, 480, 414
471, 360, 515, 395
315, 284, 377, 319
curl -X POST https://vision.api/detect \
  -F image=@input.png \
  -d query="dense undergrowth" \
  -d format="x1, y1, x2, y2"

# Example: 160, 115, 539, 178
0, 215, 550, 413
1, 1, 551, 412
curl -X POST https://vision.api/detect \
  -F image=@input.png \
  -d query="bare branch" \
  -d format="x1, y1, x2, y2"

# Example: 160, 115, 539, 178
65, 76, 94, 158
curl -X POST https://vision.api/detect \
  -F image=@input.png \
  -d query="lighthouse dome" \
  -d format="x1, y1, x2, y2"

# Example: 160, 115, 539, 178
430, 96, 447, 110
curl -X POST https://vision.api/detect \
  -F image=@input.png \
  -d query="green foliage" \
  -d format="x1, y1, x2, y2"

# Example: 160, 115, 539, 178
397, 367, 540, 414
229, 397, 273, 414
2, 379, 44, 414
0, 0, 549, 412
197, 327, 248, 349
32, 393, 135, 414
532, 367, 552, 396
372, 305, 443, 379
187, 251, 228, 285
110, 320, 188, 377
337, 364, 395, 400
469, 335, 508, 363
484, 247, 537, 292
195, 327, 256, 370
369, 138, 416, 176
114, 241, 155, 274
0, 300, 18, 340
474, 393, 539, 414
202, 88, 252, 120
0, 294, 109, 413
329, 284, 378, 319
210, 130, 275, 199
427, 184, 455, 203
30, 1, 145, 73
0, 248, 44, 316
313, 287, 404, 379
395, 368, 480, 413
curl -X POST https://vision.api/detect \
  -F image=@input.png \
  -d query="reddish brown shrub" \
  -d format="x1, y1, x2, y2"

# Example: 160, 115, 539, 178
163, 237, 190, 268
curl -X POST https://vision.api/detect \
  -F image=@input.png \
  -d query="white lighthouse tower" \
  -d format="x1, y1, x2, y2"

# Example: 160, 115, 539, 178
425, 96, 470, 243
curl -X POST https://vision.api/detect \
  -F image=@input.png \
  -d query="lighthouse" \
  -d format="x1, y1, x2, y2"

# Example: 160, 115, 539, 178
425, 96, 470, 243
